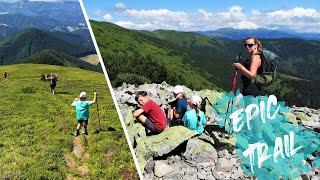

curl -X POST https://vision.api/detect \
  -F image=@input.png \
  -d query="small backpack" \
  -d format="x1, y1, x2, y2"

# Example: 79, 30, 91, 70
199, 98, 207, 114
254, 49, 279, 86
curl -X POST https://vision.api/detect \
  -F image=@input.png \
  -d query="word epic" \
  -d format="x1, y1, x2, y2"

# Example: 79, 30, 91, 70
229, 95, 280, 132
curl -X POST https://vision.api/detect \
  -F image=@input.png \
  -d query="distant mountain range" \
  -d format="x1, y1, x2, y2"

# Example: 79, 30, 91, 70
0, 28, 95, 65
0, 0, 88, 38
144, 29, 320, 81
0, 0, 84, 25
90, 20, 221, 90
92, 21, 320, 108
195, 28, 320, 41
0, 13, 62, 32
0, 0, 96, 71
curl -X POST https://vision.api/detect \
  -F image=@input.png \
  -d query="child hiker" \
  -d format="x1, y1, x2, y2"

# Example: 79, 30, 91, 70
3, 72, 8, 80
45, 73, 57, 95
71, 91, 97, 136
182, 95, 207, 134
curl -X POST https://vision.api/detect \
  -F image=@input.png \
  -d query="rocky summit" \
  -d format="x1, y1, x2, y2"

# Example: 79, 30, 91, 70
114, 82, 320, 180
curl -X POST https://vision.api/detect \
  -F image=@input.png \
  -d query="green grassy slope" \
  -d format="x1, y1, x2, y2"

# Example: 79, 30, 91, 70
0, 64, 137, 179
262, 38, 320, 80
144, 29, 224, 50
143, 30, 236, 88
91, 21, 320, 108
148, 29, 320, 81
138, 29, 320, 108
23, 49, 102, 72
90, 20, 221, 91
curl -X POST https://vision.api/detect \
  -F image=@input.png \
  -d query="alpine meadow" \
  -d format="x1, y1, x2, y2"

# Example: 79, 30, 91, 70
0, 64, 137, 179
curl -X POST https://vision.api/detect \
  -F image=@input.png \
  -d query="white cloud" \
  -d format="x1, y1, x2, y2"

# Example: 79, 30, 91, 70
67, 26, 79, 32
261, 7, 320, 32
102, 5, 320, 33
233, 21, 260, 29
0, 23, 12, 27
115, 2, 126, 9
197, 9, 213, 20
124, 9, 189, 23
116, 21, 159, 30
218, 6, 246, 21
267, 7, 319, 18
251, 9, 261, 16
93, 9, 106, 17
119, 8, 190, 30
103, 13, 112, 21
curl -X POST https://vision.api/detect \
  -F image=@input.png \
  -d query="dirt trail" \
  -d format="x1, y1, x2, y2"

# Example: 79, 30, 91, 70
64, 136, 90, 179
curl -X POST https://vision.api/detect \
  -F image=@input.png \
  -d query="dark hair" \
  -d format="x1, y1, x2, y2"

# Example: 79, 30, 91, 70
135, 91, 148, 102
193, 104, 200, 127
244, 36, 263, 53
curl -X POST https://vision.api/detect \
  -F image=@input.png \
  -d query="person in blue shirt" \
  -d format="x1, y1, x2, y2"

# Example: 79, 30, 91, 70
168, 85, 188, 126
71, 91, 97, 136
182, 95, 207, 134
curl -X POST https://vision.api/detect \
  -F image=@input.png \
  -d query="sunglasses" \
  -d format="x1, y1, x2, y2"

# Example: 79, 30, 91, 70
244, 43, 255, 48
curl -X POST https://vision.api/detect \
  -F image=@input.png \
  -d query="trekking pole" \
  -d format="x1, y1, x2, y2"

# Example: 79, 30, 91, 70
95, 91, 101, 131
224, 53, 242, 134
204, 97, 213, 106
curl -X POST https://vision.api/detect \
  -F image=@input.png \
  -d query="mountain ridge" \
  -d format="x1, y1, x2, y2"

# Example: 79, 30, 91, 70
92, 21, 320, 108
195, 28, 320, 41
22, 49, 102, 72
0, 28, 95, 65
91, 20, 221, 90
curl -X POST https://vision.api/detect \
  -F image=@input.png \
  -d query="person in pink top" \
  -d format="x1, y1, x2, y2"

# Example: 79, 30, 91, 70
132, 91, 167, 134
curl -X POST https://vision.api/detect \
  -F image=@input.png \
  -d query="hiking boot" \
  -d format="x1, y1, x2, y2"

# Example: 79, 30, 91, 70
72, 130, 80, 136
82, 128, 88, 135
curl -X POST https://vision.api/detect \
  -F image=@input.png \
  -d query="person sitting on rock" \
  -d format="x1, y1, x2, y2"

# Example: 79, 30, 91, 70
132, 91, 167, 135
167, 85, 188, 126
71, 91, 97, 136
182, 95, 207, 134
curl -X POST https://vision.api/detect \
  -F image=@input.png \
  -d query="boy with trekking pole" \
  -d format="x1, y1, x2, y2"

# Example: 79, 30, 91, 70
71, 91, 97, 136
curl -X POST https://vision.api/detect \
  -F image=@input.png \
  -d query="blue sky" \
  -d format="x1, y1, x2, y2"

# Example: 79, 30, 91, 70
0, 0, 77, 2
84, 0, 320, 14
83, 0, 320, 32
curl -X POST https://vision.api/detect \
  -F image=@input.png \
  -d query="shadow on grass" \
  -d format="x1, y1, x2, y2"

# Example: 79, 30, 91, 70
55, 91, 69, 95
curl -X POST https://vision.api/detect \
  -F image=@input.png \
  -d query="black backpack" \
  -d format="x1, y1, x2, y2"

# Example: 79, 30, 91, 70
254, 49, 279, 86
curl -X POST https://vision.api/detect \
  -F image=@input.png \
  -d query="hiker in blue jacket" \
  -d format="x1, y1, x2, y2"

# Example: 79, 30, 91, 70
71, 91, 97, 136
167, 85, 188, 126
234, 36, 263, 96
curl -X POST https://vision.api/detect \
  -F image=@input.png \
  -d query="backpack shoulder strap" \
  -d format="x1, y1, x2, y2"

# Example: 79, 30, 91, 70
257, 51, 265, 74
